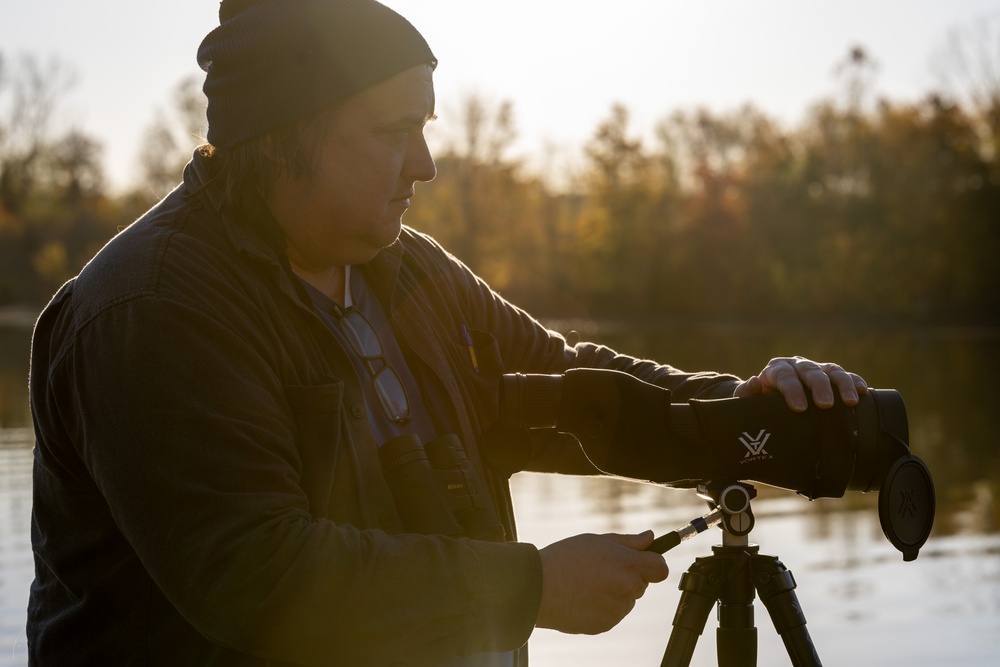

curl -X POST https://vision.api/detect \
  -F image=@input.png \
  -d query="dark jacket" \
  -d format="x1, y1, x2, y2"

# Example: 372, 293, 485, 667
28, 152, 738, 666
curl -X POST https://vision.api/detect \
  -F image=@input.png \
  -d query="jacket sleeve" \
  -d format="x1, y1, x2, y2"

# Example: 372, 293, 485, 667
37, 291, 541, 666
401, 230, 743, 481
410, 228, 742, 400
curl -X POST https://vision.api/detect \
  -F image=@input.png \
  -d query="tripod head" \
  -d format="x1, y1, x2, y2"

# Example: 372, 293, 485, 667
647, 481, 758, 554
698, 482, 756, 541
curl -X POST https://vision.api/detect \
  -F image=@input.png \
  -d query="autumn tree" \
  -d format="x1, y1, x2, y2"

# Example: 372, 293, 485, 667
406, 93, 564, 311
578, 104, 683, 316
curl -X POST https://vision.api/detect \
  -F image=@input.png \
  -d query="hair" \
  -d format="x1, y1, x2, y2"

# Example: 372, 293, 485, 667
199, 104, 340, 219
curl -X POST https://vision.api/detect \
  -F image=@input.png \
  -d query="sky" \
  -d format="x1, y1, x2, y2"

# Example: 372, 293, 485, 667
2, 0, 999, 192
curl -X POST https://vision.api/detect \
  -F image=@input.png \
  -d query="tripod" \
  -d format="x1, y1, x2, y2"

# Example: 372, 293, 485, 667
653, 483, 822, 667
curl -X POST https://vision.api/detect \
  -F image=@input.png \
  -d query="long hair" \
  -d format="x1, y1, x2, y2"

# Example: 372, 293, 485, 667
199, 104, 339, 219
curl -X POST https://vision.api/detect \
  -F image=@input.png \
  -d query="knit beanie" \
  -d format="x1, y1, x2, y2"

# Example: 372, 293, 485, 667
198, 0, 436, 150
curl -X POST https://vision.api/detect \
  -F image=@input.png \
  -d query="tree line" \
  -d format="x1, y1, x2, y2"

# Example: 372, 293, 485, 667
412, 44, 1000, 325
2, 41, 999, 325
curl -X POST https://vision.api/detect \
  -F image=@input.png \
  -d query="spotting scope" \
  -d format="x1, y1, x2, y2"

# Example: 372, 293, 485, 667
494, 368, 934, 560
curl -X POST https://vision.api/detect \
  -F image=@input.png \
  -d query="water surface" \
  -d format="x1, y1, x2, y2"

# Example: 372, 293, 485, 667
2, 322, 998, 665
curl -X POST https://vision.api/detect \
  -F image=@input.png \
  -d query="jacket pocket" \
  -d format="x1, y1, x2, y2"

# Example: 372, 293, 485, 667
285, 382, 343, 517
454, 327, 506, 426
458, 327, 504, 376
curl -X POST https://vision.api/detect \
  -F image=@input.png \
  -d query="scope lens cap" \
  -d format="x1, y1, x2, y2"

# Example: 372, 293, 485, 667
877, 455, 935, 561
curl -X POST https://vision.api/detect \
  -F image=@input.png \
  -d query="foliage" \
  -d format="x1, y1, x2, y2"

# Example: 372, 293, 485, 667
1, 44, 998, 326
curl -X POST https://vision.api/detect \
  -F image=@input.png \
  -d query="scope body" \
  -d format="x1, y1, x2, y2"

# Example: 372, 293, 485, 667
501, 368, 906, 499
496, 368, 934, 560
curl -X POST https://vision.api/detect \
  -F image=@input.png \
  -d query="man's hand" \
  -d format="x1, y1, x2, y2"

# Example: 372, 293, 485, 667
535, 531, 668, 635
734, 356, 868, 412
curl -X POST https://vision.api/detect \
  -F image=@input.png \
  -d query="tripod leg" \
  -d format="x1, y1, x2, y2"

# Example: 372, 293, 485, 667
754, 556, 823, 667
661, 561, 721, 667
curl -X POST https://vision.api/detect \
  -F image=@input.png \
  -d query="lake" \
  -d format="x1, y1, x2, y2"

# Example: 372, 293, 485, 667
1, 319, 998, 666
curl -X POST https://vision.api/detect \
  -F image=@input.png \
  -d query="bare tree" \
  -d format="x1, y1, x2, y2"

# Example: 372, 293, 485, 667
429, 92, 520, 265
136, 75, 207, 196
0, 53, 77, 214
934, 14, 1000, 157
47, 130, 105, 202
833, 45, 880, 116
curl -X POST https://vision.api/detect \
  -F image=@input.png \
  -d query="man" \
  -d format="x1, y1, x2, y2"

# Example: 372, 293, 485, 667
27, 1, 867, 665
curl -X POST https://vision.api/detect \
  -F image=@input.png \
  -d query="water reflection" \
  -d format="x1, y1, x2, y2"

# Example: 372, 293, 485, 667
1, 322, 998, 665
0, 328, 31, 431
0, 432, 32, 666
511, 473, 1000, 666
582, 322, 1000, 542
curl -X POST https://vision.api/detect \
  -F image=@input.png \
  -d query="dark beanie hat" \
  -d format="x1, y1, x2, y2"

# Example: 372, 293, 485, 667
198, 0, 436, 150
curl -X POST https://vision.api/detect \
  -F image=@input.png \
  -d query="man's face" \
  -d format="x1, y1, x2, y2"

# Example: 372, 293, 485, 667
266, 64, 437, 269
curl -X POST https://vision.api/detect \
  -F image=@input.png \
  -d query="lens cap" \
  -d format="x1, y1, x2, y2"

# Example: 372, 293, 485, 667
877, 455, 935, 561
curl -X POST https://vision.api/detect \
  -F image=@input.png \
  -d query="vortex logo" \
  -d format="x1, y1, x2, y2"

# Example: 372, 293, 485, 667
739, 429, 773, 462
898, 489, 918, 518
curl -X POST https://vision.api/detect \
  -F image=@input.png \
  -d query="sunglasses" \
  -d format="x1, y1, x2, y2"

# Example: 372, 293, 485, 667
335, 308, 411, 424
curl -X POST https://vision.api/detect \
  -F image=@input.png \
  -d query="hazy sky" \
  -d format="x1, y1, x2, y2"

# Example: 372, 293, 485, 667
2, 0, 998, 191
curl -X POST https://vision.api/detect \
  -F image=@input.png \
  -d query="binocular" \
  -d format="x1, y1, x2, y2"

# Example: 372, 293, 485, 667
379, 433, 506, 542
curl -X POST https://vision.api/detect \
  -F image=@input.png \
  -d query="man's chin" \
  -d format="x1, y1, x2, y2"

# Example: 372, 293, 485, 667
361, 219, 403, 259
384, 216, 403, 241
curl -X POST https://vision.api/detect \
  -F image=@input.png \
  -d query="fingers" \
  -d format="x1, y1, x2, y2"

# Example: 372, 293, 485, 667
611, 530, 670, 579
732, 374, 763, 399
820, 362, 867, 406
609, 531, 670, 584
798, 359, 868, 407
536, 531, 669, 635
611, 529, 655, 551
743, 356, 869, 412
765, 356, 819, 409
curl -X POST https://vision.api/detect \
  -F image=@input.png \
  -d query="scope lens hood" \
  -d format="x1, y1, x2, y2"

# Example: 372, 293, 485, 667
877, 454, 935, 561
